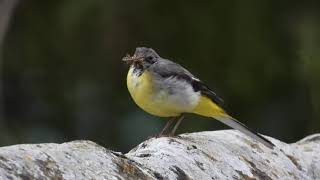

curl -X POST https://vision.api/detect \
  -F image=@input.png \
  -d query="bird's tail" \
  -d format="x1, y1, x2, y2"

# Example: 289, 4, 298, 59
214, 115, 275, 149
192, 95, 275, 148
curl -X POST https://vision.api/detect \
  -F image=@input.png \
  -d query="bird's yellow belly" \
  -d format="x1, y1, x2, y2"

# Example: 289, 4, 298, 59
127, 68, 185, 117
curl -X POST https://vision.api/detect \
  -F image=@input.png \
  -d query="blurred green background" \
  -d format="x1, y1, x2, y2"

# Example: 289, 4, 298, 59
1, 0, 320, 152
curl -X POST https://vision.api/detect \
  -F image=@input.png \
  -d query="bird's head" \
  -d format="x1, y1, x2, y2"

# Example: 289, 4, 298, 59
122, 47, 160, 69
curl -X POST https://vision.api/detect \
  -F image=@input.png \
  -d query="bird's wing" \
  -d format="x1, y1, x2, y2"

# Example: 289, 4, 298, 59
191, 79, 225, 108
152, 59, 225, 108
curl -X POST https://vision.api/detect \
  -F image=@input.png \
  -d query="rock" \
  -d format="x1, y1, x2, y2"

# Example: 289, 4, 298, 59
0, 130, 319, 180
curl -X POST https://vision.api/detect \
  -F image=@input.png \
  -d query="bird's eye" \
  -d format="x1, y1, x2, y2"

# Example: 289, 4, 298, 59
145, 56, 155, 63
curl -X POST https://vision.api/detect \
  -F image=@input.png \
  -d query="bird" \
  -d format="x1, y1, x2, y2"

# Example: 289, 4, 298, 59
122, 47, 274, 149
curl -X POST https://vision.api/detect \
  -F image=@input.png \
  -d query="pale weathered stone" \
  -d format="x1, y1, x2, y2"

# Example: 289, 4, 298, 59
0, 130, 319, 180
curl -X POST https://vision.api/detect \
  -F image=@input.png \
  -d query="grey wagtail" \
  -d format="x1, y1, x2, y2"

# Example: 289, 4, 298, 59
122, 47, 274, 149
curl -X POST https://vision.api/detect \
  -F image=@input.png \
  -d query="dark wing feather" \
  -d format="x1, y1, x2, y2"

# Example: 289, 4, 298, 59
191, 80, 225, 108
152, 59, 225, 108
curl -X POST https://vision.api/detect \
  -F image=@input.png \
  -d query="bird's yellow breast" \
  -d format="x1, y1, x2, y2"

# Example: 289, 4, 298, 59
127, 67, 153, 113
127, 67, 183, 117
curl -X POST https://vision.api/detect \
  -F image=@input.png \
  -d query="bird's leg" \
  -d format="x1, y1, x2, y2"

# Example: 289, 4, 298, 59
158, 117, 176, 137
169, 115, 184, 136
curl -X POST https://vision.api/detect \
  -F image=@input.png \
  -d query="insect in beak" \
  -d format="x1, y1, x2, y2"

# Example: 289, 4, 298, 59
122, 54, 143, 64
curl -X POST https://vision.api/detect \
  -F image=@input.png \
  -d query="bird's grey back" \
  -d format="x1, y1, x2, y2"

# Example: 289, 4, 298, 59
150, 58, 195, 79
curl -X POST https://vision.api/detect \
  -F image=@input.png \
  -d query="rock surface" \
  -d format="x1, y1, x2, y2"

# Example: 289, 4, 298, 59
0, 130, 319, 180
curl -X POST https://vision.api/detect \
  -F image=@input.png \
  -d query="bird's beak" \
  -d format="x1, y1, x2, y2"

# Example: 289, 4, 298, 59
122, 54, 143, 64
